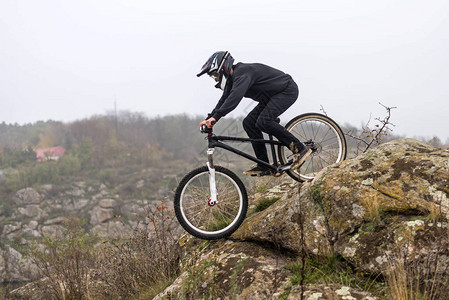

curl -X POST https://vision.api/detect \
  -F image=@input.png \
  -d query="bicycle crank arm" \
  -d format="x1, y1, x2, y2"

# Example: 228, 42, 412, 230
207, 162, 218, 205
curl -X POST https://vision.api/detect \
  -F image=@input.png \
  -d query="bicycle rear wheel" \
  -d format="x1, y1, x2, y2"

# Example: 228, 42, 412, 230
278, 113, 347, 182
174, 166, 248, 240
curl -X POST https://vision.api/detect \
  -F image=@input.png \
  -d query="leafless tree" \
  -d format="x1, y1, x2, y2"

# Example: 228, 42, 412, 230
346, 102, 396, 155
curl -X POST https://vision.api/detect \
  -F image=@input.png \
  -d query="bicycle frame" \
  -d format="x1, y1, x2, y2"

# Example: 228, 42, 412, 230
205, 131, 285, 172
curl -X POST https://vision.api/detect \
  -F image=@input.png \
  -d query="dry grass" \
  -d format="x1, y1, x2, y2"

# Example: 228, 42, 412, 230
23, 201, 181, 300
28, 217, 98, 300
385, 243, 449, 300
93, 201, 181, 299
427, 203, 444, 222
360, 193, 382, 223
386, 255, 437, 300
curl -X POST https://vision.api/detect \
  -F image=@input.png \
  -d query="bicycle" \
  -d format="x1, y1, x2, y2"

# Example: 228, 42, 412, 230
174, 113, 347, 240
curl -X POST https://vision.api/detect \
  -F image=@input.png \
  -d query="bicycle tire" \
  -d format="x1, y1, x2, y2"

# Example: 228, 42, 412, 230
174, 165, 248, 240
278, 113, 347, 182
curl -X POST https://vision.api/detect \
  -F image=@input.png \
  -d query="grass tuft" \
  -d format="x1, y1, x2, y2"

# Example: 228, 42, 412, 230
285, 255, 385, 296
253, 196, 281, 213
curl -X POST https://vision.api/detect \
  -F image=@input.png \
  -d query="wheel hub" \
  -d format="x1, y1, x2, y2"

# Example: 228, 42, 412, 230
305, 140, 322, 156
208, 198, 216, 206
311, 143, 322, 156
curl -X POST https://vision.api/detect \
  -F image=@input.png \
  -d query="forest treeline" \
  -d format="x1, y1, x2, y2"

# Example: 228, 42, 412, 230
0, 111, 446, 192
0, 113, 205, 168
0, 112, 247, 194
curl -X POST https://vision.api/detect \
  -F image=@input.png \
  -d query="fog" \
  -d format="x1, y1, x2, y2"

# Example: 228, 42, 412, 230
1, 0, 448, 141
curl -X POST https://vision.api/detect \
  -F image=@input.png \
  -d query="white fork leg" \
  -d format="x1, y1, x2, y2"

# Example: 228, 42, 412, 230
206, 148, 217, 205
207, 162, 217, 205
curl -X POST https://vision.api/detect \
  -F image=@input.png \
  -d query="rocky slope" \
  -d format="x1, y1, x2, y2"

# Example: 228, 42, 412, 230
0, 174, 175, 283
155, 139, 449, 299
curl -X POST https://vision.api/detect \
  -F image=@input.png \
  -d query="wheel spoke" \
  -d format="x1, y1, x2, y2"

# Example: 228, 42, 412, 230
177, 167, 247, 238
280, 114, 346, 182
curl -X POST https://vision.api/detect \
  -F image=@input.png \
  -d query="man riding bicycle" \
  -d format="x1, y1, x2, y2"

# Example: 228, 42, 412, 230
198, 51, 311, 175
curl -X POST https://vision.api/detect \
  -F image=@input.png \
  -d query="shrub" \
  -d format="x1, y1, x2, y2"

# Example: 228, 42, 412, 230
21, 200, 181, 300
94, 201, 181, 299
28, 218, 98, 300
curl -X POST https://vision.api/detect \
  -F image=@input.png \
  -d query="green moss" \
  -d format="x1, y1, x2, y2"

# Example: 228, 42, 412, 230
252, 196, 281, 213
255, 182, 271, 193
285, 255, 386, 297
309, 182, 325, 208
229, 257, 248, 297
180, 259, 217, 299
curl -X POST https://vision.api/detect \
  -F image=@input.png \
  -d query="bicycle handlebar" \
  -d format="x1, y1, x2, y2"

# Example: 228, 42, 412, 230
200, 121, 216, 134
200, 124, 213, 134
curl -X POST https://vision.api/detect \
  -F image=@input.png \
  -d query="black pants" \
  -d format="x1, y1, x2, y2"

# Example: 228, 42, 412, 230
242, 80, 304, 164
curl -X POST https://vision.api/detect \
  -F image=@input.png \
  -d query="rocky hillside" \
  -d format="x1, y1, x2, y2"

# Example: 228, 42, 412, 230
0, 171, 178, 283
155, 139, 449, 299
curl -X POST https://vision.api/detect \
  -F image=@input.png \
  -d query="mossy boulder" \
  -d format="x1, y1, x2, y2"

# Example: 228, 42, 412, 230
314, 139, 449, 272
157, 139, 449, 298
155, 238, 292, 299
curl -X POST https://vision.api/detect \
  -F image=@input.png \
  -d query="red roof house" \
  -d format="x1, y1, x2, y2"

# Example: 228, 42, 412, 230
36, 146, 66, 162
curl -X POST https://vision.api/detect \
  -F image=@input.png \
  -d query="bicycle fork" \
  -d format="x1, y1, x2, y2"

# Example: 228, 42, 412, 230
207, 148, 217, 206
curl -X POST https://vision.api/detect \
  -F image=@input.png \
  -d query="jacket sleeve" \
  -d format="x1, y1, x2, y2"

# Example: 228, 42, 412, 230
211, 75, 252, 121
206, 87, 230, 121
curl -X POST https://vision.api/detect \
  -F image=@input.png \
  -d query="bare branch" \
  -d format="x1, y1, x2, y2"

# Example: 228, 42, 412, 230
320, 105, 328, 116
345, 103, 396, 155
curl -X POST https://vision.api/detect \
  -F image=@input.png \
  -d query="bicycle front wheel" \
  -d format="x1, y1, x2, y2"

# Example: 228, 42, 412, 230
278, 113, 347, 182
174, 166, 248, 240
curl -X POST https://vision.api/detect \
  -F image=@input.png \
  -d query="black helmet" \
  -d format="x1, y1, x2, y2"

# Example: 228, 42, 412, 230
197, 51, 234, 89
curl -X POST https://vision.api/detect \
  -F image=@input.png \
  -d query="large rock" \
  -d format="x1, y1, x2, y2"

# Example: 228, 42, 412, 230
314, 138, 448, 235
99, 199, 117, 208
233, 139, 449, 273
89, 206, 115, 225
157, 139, 449, 298
311, 139, 449, 272
13, 188, 42, 205
154, 238, 292, 300
4, 245, 34, 282
232, 182, 332, 257
18, 205, 46, 219
2, 222, 22, 238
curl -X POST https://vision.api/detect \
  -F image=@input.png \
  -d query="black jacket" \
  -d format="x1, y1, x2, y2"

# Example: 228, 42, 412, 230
207, 62, 293, 121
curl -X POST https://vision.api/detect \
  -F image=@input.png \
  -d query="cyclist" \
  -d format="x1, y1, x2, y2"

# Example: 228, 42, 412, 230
198, 51, 311, 175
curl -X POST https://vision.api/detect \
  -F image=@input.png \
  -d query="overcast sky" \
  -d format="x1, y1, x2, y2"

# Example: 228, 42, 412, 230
1, 0, 448, 142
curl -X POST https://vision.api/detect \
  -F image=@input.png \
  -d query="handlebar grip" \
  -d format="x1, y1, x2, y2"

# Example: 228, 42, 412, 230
200, 119, 216, 133
200, 124, 213, 134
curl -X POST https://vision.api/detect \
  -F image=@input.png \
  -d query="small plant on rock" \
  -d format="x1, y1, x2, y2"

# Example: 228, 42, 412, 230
253, 196, 281, 213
